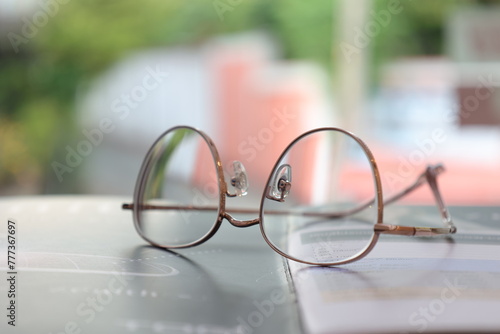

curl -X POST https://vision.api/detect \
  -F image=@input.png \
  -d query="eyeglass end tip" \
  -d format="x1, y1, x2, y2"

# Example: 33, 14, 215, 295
122, 203, 133, 210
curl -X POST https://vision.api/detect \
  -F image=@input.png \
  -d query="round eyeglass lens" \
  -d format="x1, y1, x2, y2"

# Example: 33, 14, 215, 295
260, 128, 380, 265
135, 127, 221, 248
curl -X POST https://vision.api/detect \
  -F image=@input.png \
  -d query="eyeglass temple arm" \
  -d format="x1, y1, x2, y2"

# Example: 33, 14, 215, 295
122, 164, 456, 235
122, 203, 314, 217
375, 164, 456, 236
290, 164, 456, 236
122, 203, 262, 215
300, 164, 451, 220
121, 164, 438, 214
120, 168, 434, 215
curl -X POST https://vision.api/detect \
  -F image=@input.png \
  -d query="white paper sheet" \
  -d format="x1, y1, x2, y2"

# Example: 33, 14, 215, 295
288, 206, 500, 333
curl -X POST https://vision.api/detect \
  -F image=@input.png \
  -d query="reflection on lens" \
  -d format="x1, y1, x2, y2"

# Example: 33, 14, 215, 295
260, 128, 380, 265
136, 127, 221, 247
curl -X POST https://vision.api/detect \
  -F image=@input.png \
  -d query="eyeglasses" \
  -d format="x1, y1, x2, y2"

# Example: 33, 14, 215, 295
122, 126, 456, 266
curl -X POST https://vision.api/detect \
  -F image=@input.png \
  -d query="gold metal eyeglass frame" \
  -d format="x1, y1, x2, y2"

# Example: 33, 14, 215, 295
123, 126, 456, 266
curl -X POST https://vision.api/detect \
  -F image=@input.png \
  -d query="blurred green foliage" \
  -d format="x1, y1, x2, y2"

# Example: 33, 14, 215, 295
372, 0, 472, 67
0, 0, 487, 193
0, 0, 333, 193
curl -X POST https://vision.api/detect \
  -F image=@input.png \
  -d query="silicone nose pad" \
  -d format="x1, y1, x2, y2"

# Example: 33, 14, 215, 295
268, 164, 292, 202
230, 161, 248, 196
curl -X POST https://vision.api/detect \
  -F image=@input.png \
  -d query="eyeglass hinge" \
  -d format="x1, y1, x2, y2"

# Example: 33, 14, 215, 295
374, 224, 417, 236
